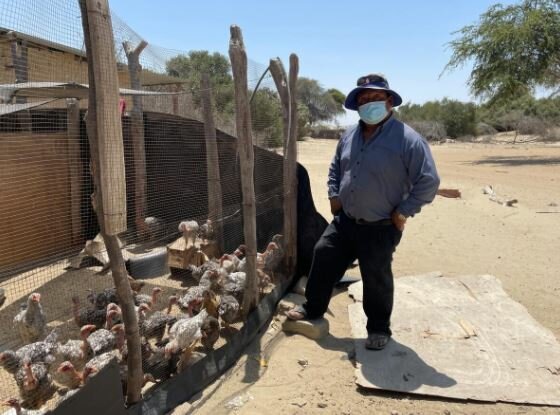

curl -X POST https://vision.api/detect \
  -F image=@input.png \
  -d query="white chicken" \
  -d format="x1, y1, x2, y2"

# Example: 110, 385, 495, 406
165, 309, 208, 359
178, 220, 199, 246
13, 293, 47, 344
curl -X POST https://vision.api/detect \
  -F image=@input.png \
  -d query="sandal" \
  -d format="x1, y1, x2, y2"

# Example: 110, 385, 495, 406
286, 304, 308, 321
365, 333, 390, 350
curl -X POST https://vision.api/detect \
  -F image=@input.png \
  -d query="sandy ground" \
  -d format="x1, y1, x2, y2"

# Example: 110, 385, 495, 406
173, 138, 560, 415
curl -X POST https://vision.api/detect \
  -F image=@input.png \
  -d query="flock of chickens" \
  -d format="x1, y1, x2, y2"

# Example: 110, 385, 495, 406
0, 219, 285, 414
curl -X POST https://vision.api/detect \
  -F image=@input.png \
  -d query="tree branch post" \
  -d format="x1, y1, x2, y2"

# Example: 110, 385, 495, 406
229, 25, 258, 315
123, 40, 148, 237
79, 0, 142, 404
201, 73, 224, 253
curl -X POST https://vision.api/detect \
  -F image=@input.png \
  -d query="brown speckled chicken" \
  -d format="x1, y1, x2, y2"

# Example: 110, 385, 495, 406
53, 326, 94, 370
200, 316, 220, 350
177, 286, 207, 316
218, 295, 240, 328
55, 361, 84, 390
134, 287, 162, 308
82, 351, 119, 383
0, 330, 57, 375
2, 398, 45, 414
138, 296, 177, 343
13, 293, 47, 344
72, 296, 106, 329
15, 361, 53, 408
197, 219, 215, 241
263, 241, 283, 281
165, 310, 208, 359
84, 324, 120, 356
199, 269, 223, 293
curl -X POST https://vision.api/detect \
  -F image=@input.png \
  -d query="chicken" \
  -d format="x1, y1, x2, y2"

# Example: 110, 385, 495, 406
177, 286, 207, 316
197, 219, 215, 241
116, 364, 156, 396
200, 316, 220, 350
219, 254, 239, 274
15, 361, 53, 408
183, 259, 219, 283
199, 269, 223, 293
82, 351, 119, 383
202, 290, 219, 319
222, 281, 244, 303
178, 220, 199, 246
134, 287, 162, 307
218, 295, 240, 328
0, 330, 58, 375
13, 293, 47, 344
257, 269, 272, 296
84, 325, 119, 356
1, 398, 45, 415
263, 241, 283, 281
87, 288, 119, 310
165, 309, 208, 359
144, 216, 166, 241
225, 272, 246, 290
142, 343, 172, 381
53, 326, 94, 371
55, 361, 84, 390
138, 296, 177, 343
72, 296, 106, 329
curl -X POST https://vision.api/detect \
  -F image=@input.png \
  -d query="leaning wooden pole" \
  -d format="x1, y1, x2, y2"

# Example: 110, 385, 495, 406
286, 54, 299, 275
269, 57, 298, 275
79, 0, 143, 404
201, 73, 224, 253
229, 25, 258, 315
123, 40, 148, 237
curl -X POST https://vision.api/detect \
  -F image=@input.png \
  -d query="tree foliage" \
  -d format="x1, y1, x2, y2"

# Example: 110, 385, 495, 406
250, 87, 283, 147
444, 0, 560, 103
297, 77, 344, 125
166, 50, 234, 114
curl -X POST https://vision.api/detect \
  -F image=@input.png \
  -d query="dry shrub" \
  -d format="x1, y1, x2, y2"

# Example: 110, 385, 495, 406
407, 121, 447, 141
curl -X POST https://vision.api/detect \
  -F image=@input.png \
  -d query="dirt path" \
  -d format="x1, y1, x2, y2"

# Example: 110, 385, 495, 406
174, 140, 560, 415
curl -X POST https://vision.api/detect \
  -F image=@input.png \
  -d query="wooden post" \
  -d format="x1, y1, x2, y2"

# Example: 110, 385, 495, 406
286, 54, 299, 274
8, 32, 31, 131
79, 0, 142, 404
67, 98, 83, 245
229, 25, 258, 315
269, 56, 299, 275
123, 40, 148, 236
201, 73, 224, 253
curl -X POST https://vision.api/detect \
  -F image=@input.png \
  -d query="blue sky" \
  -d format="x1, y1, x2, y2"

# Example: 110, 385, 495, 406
110, 0, 518, 126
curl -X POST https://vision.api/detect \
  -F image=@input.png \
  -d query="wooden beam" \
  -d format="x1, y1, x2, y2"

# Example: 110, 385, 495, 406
79, 0, 142, 404
8, 32, 31, 131
229, 25, 258, 315
123, 40, 148, 237
201, 73, 224, 253
66, 98, 83, 245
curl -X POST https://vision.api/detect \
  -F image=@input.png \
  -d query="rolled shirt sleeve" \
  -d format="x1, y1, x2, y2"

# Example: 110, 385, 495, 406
327, 138, 343, 199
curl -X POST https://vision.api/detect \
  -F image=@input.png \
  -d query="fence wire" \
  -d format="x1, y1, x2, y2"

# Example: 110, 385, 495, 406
0, 0, 289, 411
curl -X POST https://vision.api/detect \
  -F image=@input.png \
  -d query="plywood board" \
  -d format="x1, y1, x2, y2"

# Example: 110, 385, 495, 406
348, 274, 560, 405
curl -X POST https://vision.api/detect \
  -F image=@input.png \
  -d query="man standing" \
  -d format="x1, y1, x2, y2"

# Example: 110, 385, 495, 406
287, 74, 440, 350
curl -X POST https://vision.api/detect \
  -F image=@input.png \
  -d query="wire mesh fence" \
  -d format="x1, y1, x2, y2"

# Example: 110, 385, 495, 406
0, 0, 293, 411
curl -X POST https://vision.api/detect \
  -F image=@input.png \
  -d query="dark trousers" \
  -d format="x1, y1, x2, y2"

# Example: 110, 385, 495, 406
303, 211, 402, 335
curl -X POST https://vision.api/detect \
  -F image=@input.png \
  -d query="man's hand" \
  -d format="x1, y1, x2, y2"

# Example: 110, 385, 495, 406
330, 197, 342, 216
391, 211, 407, 231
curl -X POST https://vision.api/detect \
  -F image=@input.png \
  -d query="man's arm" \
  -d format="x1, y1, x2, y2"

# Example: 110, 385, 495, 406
396, 136, 440, 218
327, 139, 343, 215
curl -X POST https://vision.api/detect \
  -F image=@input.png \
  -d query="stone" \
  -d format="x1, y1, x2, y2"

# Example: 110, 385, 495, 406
317, 402, 328, 408
282, 317, 329, 340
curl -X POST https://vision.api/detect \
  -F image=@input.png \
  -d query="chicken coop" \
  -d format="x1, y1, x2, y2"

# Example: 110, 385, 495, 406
0, 1, 327, 413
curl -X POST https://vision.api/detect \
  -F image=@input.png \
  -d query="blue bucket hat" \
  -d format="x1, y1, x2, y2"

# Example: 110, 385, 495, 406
344, 74, 403, 111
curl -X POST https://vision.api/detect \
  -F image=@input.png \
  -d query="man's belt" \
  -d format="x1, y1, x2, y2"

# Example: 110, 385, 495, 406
346, 213, 393, 226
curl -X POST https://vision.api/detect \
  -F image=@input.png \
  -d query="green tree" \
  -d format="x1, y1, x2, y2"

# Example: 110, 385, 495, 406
297, 77, 344, 125
327, 88, 346, 108
166, 50, 234, 114
250, 87, 283, 147
444, 0, 560, 103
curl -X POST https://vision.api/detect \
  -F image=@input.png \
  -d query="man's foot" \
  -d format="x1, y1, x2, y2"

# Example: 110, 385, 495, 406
286, 304, 307, 321
365, 333, 390, 350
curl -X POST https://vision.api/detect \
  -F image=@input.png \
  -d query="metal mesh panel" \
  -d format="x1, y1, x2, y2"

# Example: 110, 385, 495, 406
0, 1, 289, 411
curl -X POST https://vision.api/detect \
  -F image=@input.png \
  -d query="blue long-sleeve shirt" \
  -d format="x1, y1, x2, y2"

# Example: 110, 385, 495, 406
327, 114, 440, 221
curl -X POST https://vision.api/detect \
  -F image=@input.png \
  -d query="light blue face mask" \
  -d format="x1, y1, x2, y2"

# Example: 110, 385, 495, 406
358, 101, 388, 125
